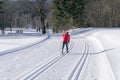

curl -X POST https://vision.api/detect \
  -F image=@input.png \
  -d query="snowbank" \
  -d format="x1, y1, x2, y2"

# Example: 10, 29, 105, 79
91, 29, 120, 80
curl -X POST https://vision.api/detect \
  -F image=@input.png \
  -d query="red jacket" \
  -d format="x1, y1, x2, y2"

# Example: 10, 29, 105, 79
62, 33, 70, 42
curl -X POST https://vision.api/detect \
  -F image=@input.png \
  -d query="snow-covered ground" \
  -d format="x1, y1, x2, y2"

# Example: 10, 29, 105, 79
0, 36, 47, 53
91, 29, 120, 80
0, 28, 120, 80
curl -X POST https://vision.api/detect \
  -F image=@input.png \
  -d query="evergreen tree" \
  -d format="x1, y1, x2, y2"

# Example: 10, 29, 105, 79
52, 0, 85, 32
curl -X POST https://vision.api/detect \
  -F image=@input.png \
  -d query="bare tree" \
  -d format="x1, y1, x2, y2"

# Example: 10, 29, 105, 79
28, 0, 47, 34
84, 0, 120, 27
3, 0, 17, 33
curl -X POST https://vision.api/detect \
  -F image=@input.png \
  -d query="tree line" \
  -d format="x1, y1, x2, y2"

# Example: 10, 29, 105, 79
0, 0, 48, 34
52, 0, 120, 32
0, 0, 120, 34
84, 0, 120, 27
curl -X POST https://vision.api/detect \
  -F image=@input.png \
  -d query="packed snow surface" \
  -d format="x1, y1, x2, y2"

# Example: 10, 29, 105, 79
0, 28, 120, 80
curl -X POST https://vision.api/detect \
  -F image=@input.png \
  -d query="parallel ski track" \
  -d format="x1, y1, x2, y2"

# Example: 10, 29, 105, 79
68, 40, 89, 80
21, 40, 75, 80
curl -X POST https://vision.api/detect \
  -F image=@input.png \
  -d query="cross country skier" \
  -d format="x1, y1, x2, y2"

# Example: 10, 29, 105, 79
62, 32, 70, 53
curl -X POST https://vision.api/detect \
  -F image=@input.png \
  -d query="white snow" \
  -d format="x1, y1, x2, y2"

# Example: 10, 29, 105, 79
0, 28, 120, 80
0, 36, 46, 52
91, 29, 120, 80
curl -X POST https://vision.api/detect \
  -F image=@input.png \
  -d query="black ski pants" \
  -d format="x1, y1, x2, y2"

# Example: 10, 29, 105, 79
62, 42, 68, 52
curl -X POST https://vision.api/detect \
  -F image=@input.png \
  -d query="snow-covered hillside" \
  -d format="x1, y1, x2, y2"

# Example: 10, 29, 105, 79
0, 28, 119, 80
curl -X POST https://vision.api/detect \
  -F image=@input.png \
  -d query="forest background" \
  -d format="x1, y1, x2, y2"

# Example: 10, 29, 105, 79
0, 0, 120, 34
